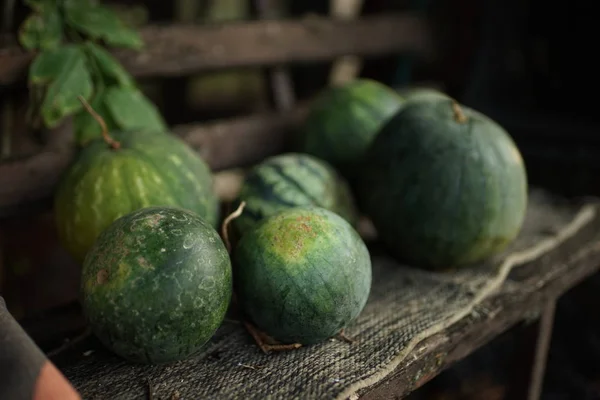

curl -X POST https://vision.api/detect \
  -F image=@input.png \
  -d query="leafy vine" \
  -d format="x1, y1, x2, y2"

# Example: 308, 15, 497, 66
18, 0, 166, 146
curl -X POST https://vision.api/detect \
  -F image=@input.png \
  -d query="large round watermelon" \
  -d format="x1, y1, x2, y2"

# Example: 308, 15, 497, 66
55, 130, 219, 264
233, 153, 358, 237
298, 79, 405, 173
358, 98, 528, 270
233, 206, 372, 345
81, 206, 232, 363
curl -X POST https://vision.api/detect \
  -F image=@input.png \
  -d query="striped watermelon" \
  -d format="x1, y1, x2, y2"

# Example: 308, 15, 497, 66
233, 153, 357, 237
54, 130, 219, 264
298, 79, 405, 174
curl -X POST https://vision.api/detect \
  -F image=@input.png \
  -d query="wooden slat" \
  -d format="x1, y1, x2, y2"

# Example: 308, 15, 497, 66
0, 107, 307, 218
0, 13, 431, 86
0, 120, 76, 218
254, 0, 297, 112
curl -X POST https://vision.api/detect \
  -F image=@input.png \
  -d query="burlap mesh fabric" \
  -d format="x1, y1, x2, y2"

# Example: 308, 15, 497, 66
60, 190, 600, 399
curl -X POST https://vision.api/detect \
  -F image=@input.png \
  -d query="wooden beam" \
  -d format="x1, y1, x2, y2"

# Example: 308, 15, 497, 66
0, 13, 431, 86
526, 301, 556, 400
0, 107, 307, 218
505, 301, 556, 400
0, 120, 75, 218
358, 240, 600, 400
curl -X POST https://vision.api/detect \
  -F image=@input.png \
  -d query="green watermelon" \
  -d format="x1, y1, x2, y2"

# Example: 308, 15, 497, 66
81, 206, 232, 363
398, 87, 451, 104
233, 206, 371, 345
298, 79, 405, 173
358, 98, 528, 270
232, 153, 358, 237
55, 130, 219, 264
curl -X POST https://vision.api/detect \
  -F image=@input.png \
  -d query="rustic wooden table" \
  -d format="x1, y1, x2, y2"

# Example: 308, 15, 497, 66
40, 209, 600, 400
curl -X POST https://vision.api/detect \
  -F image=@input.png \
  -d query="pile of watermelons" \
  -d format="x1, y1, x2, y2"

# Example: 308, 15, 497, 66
54, 78, 527, 363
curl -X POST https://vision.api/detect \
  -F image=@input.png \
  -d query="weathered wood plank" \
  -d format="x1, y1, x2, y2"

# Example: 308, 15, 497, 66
0, 13, 432, 86
358, 239, 600, 400
0, 120, 75, 218
0, 107, 307, 218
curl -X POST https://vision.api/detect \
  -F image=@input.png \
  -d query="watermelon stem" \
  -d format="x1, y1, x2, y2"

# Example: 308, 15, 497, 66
243, 321, 302, 354
77, 95, 121, 150
335, 329, 356, 344
452, 101, 468, 124
221, 201, 246, 253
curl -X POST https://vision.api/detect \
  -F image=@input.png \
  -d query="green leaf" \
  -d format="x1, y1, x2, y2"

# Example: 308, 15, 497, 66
64, 2, 143, 50
29, 45, 80, 85
84, 42, 135, 87
104, 87, 166, 133
73, 90, 119, 146
18, 9, 63, 50
40, 47, 94, 128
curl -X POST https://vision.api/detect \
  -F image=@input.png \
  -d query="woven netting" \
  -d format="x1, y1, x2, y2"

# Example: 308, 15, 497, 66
61, 190, 599, 399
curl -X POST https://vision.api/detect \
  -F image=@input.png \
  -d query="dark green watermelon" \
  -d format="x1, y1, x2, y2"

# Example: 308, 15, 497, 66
232, 153, 358, 237
398, 87, 451, 104
55, 130, 219, 264
298, 79, 405, 173
81, 206, 232, 363
358, 98, 528, 270
233, 206, 371, 345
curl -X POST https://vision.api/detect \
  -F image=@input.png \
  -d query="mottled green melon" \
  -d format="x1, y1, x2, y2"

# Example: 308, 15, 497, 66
81, 206, 232, 363
233, 207, 372, 345
55, 130, 219, 264
358, 98, 528, 270
232, 153, 358, 237
298, 79, 405, 173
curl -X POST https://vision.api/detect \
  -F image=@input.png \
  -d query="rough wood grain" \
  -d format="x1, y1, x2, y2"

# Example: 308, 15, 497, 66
359, 236, 600, 399
253, 0, 297, 112
0, 13, 432, 86
0, 120, 75, 217
0, 107, 307, 217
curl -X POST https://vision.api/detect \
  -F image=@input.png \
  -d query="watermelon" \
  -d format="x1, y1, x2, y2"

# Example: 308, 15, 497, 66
358, 98, 528, 270
81, 206, 232, 363
54, 130, 219, 264
233, 207, 372, 345
298, 79, 405, 173
233, 153, 358, 237
399, 87, 451, 104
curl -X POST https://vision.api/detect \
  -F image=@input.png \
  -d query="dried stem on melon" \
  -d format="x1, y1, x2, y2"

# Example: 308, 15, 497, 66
221, 201, 246, 253
77, 95, 121, 150
220, 201, 303, 353
452, 100, 468, 124
335, 329, 355, 344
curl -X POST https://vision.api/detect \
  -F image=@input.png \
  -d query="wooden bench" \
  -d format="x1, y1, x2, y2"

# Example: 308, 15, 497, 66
1, 4, 599, 399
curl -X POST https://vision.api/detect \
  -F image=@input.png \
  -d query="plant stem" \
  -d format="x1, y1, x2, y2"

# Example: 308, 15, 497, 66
77, 95, 121, 149
221, 201, 246, 253
452, 101, 468, 124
